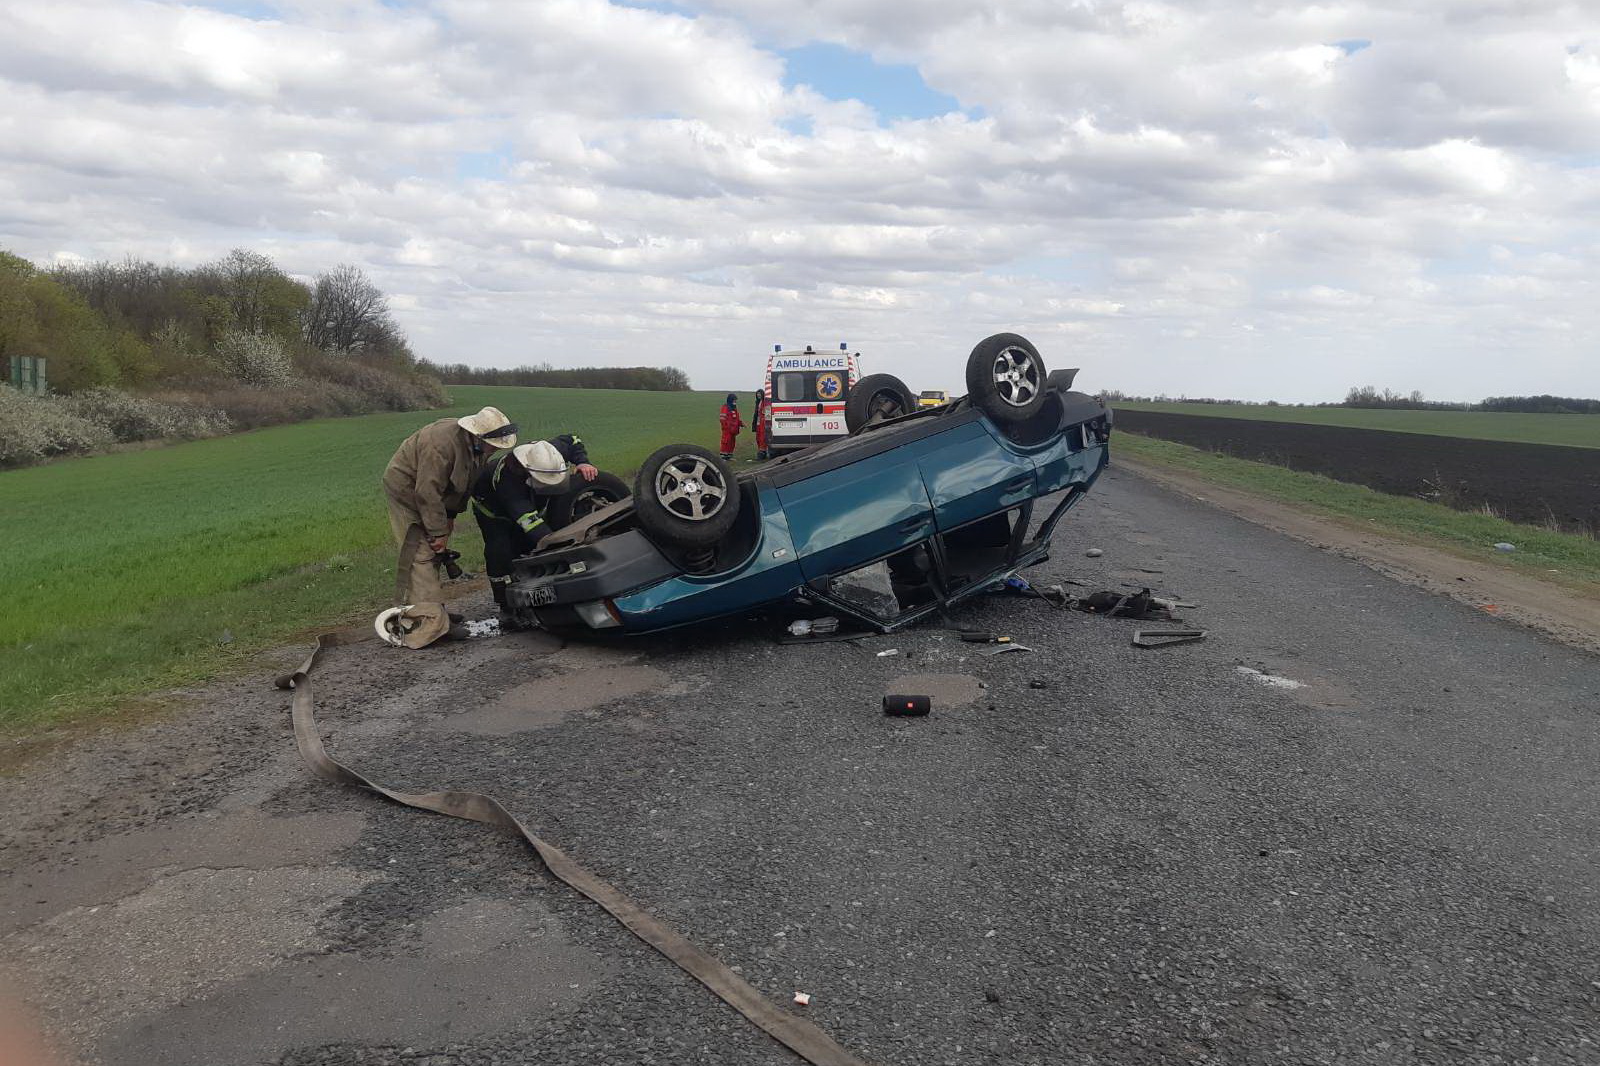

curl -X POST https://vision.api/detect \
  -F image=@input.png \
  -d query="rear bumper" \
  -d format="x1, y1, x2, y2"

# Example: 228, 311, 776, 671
505, 531, 680, 629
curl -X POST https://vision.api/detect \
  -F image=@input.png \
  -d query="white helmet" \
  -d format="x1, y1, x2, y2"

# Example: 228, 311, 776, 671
513, 440, 571, 495
374, 604, 450, 648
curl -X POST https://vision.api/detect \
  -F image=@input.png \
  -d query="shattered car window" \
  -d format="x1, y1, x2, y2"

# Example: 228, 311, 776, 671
826, 545, 938, 621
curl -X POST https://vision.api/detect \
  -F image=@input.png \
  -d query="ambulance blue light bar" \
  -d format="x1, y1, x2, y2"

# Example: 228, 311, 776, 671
840, 342, 847, 349
774, 344, 782, 352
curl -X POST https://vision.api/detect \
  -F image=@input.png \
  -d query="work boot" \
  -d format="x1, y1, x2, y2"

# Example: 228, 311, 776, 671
489, 577, 530, 632
498, 610, 533, 633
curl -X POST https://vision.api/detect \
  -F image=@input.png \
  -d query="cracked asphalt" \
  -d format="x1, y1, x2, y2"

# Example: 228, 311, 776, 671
3, 466, 1598, 1065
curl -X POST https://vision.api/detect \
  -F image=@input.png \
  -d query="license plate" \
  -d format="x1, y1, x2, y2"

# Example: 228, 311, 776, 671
776, 418, 805, 428
524, 583, 556, 606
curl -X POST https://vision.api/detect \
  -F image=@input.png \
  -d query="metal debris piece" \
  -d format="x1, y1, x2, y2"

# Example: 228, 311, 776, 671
984, 643, 1035, 656
1132, 628, 1206, 649
1085, 548, 1104, 558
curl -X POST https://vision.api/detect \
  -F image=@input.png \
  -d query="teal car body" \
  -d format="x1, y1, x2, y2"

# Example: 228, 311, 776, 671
506, 383, 1112, 634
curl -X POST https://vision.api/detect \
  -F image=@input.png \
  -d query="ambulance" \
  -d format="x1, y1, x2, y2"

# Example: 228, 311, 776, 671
762, 343, 861, 454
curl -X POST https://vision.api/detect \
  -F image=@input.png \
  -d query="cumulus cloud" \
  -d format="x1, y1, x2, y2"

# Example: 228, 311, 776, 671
0, 0, 1595, 400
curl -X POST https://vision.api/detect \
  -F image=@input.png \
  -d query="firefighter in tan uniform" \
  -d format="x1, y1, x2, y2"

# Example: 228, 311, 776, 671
382, 407, 517, 624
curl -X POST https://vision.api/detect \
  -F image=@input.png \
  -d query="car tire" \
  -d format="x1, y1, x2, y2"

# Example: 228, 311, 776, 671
845, 373, 916, 432
633, 444, 742, 548
545, 470, 630, 529
966, 333, 1047, 423
1046, 368, 1079, 393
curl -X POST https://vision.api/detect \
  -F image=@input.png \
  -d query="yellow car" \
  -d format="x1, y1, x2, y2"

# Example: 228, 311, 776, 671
917, 389, 950, 408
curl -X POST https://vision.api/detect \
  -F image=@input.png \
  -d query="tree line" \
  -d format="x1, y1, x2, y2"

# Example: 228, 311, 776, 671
419, 360, 691, 392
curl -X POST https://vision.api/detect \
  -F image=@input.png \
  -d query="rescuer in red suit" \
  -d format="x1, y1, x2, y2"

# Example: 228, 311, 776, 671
752, 391, 769, 460
718, 393, 743, 459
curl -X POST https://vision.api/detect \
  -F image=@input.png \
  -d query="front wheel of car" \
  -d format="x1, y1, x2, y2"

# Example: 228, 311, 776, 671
633, 444, 742, 548
966, 333, 1048, 423
845, 373, 916, 432
545, 470, 630, 529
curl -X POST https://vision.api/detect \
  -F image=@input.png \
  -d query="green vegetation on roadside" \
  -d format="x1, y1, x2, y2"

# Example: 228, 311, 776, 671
1114, 402, 1600, 450
1, 385, 750, 732
1116, 433, 1600, 588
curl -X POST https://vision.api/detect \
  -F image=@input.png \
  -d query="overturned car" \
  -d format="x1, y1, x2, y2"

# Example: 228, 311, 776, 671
504, 333, 1112, 634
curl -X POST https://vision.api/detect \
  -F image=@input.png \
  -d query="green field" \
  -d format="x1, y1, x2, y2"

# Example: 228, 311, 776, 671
0, 387, 752, 731
1115, 402, 1600, 449
1116, 433, 1600, 587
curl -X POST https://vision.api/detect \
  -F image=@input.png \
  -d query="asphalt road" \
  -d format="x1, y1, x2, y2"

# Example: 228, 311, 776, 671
3, 466, 1598, 1065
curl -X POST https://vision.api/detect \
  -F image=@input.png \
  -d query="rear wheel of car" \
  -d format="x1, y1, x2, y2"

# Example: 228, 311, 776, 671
966, 333, 1047, 423
845, 373, 916, 432
633, 444, 742, 548
545, 470, 629, 529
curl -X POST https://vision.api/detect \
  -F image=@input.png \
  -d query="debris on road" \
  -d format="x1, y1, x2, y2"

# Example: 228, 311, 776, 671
1085, 547, 1104, 558
1236, 665, 1305, 690
1027, 679, 1050, 689
883, 694, 931, 717
793, 992, 812, 1007
461, 617, 503, 639
1132, 628, 1207, 649
787, 616, 841, 637
996, 573, 1070, 609
1076, 588, 1176, 620
876, 648, 900, 658
960, 632, 1015, 644
985, 643, 1034, 656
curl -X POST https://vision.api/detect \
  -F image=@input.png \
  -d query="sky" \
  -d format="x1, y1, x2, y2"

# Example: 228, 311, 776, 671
0, 0, 1596, 402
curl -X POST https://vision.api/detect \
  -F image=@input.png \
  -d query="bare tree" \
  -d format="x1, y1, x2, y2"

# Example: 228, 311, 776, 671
302, 264, 395, 353
217, 249, 278, 334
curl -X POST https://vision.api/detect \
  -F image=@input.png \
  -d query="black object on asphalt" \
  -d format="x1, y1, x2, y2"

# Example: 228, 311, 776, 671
1132, 628, 1207, 648
884, 694, 932, 717
1077, 587, 1174, 619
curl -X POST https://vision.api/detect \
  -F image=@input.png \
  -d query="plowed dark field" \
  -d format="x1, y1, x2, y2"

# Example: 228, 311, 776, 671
1115, 409, 1600, 534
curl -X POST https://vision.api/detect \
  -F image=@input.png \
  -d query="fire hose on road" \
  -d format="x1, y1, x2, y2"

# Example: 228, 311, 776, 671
279, 633, 871, 1066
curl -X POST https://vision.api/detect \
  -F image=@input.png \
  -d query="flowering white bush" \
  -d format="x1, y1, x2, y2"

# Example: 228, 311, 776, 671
0, 384, 115, 466
214, 329, 295, 388
57, 387, 231, 442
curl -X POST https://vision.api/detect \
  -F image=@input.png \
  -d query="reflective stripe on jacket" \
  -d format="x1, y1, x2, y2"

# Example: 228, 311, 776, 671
469, 434, 590, 542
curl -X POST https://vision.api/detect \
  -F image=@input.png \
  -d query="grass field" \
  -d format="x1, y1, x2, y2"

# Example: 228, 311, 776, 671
0, 387, 755, 731
1114, 402, 1600, 449
1116, 433, 1600, 587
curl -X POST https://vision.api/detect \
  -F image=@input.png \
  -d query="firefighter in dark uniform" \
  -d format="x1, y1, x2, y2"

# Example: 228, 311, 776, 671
471, 435, 597, 624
